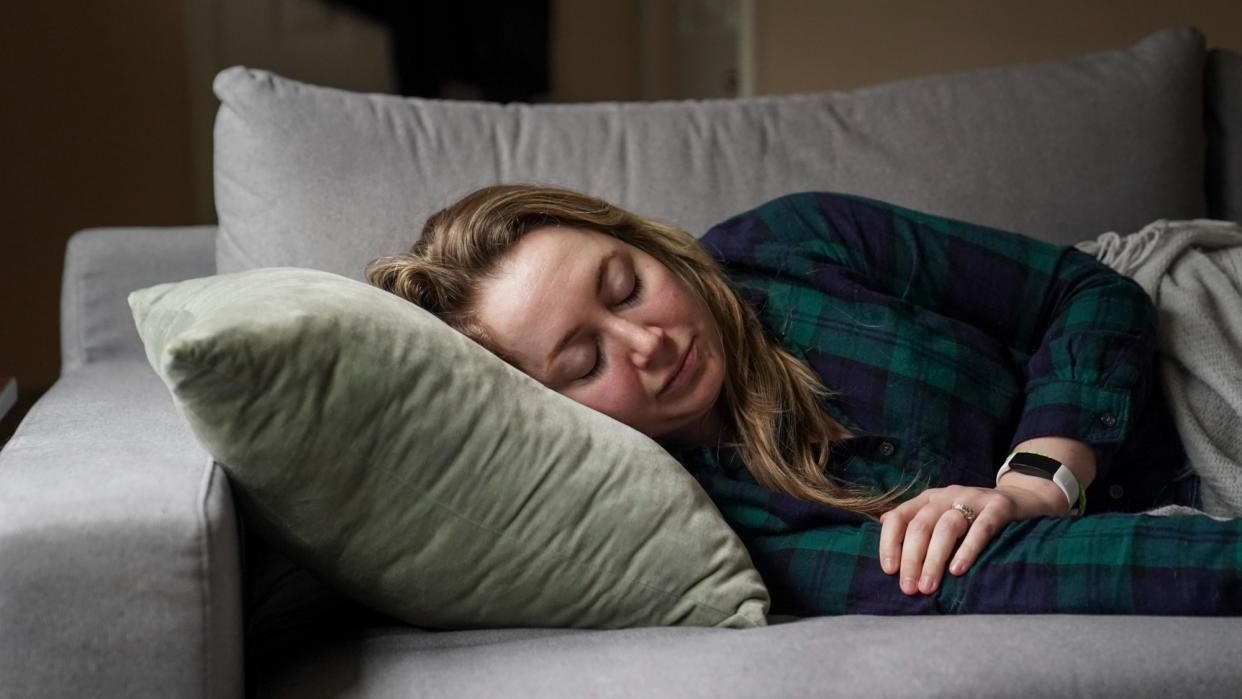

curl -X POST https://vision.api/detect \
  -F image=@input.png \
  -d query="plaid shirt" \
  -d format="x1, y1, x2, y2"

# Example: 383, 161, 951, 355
663, 192, 1240, 616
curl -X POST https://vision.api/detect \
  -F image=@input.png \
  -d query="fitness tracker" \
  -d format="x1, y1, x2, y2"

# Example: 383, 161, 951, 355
996, 450, 1086, 516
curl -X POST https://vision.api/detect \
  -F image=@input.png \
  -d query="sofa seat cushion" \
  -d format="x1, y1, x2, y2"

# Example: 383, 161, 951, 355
250, 613, 1242, 698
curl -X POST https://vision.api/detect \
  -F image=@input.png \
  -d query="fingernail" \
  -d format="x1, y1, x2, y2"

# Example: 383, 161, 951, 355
883, 557, 894, 573
951, 560, 962, 575
919, 575, 933, 593
901, 577, 916, 593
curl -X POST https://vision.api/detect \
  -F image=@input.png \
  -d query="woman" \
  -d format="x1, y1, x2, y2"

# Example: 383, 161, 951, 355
366, 184, 1234, 616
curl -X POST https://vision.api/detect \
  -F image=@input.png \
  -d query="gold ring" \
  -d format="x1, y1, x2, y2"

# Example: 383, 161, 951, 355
951, 502, 976, 525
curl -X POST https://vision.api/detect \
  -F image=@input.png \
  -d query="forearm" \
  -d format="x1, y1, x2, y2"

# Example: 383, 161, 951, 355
997, 436, 1097, 517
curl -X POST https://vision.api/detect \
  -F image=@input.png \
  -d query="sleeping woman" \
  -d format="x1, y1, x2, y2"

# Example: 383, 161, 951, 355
365, 184, 1240, 616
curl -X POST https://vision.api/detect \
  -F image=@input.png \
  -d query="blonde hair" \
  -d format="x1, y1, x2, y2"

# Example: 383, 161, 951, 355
364, 184, 919, 521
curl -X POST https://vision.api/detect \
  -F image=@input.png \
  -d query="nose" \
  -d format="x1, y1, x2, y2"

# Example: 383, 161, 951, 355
611, 317, 666, 368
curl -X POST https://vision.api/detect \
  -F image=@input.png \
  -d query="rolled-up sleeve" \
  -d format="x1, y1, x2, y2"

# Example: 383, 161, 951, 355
1004, 246, 1158, 481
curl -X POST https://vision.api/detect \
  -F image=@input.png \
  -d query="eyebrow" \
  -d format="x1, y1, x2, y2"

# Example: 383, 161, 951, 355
543, 250, 617, 375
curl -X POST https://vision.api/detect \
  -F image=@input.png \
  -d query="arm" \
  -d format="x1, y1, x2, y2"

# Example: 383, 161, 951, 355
701, 191, 1157, 487
700, 191, 1159, 595
692, 468, 1242, 616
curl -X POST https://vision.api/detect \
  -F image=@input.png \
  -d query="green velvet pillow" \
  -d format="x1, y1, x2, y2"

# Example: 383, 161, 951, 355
129, 266, 769, 630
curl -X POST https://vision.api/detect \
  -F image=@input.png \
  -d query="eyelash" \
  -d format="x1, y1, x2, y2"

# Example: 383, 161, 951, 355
580, 274, 644, 382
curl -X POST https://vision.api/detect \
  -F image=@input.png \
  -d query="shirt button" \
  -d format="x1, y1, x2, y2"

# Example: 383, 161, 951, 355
878, 441, 895, 457
1100, 413, 1117, 427
1108, 484, 1124, 499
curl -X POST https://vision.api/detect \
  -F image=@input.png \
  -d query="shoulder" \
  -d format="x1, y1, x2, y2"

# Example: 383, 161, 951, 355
703, 191, 857, 234
699, 191, 895, 261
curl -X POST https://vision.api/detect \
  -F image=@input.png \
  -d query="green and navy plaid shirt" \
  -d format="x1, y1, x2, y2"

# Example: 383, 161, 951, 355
663, 192, 1241, 616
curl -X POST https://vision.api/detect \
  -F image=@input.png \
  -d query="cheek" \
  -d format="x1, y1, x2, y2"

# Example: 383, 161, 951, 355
637, 284, 698, 335
573, 375, 649, 427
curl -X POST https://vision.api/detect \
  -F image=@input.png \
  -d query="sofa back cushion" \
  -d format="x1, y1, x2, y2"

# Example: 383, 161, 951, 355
1207, 48, 1242, 223
213, 26, 1207, 278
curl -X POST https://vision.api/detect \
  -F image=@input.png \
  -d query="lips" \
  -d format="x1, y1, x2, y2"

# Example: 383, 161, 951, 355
660, 338, 694, 395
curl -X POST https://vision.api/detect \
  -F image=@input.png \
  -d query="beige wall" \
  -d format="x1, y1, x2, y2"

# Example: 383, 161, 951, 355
183, 0, 395, 223
552, 0, 644, 102
753, 0, 1242, 94
551, 0, 740, 102
551, 1, 1241, 102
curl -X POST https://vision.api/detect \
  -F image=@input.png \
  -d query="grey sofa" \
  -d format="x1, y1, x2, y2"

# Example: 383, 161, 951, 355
2, 25, 1241, 699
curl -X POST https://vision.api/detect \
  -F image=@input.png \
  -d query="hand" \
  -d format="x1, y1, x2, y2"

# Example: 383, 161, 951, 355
878, 484, 1063, 596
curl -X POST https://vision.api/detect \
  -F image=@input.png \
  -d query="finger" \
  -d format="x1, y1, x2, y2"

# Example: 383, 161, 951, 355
879, 510, 908, 575
919, 509, 971, 594
948, 496, 1016, 576
899, 508, 940, 595
948, 512, 1001, 576
878, 495, 925, 575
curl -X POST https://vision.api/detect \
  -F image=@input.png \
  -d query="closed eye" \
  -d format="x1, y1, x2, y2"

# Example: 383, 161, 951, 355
579, 274, 644, 382
617, 274, 644, 309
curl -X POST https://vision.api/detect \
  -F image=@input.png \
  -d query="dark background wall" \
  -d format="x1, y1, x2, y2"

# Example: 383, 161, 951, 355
1, 2, 193, 432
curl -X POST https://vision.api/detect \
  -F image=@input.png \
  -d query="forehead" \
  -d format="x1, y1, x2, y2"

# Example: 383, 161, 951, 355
474, 225, 621, 372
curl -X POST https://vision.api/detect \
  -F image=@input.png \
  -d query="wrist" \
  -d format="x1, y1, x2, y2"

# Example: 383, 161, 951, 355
1005, 437, 1096, 516
1011, 436, 1097, 491
996, 470, 1072, 517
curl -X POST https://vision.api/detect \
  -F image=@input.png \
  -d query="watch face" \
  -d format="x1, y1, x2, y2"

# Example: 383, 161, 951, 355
1009, 451, 1061, 478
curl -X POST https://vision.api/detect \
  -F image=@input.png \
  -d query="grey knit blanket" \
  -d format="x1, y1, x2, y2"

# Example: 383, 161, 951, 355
1074, 219, 1242, 520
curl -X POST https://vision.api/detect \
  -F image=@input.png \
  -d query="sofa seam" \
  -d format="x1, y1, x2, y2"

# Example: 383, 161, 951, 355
196, 455, 216, 699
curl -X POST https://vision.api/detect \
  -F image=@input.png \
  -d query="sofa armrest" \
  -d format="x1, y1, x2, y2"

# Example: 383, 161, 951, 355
0, 360, 243, 698
61, 225, 216, 373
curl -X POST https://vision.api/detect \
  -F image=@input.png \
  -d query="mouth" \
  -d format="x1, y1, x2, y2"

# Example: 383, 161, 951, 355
660, 338, 695, 396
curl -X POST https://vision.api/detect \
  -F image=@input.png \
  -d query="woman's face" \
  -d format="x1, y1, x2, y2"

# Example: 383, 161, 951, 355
474, 225, 727, 445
